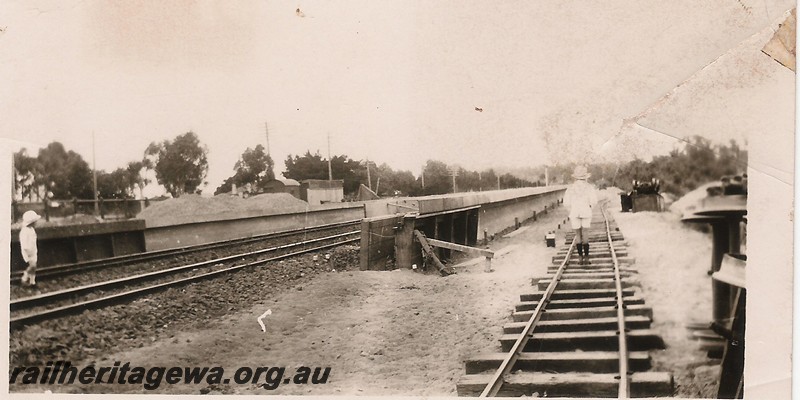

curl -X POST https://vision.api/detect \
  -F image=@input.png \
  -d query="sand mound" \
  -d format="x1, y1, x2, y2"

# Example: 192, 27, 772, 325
137, 193, 309, 226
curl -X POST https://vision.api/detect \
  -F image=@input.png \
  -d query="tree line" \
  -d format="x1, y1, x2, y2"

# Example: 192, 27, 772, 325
501, 136, 746, 197
12, 132, 211, 201
612, 136, 746, 196
279, 154, 539, 198
12, 132, 742, 203
12, 131, 540, 203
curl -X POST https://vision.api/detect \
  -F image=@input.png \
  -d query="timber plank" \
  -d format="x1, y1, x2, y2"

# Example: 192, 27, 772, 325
546, 266, 638, 274
512, 304, 653, 322
553, 253, 628, 262
531, 271, 637, 282
514, 296, 645, 311
556, 248, 627, 255
564, 237, 625, 245
503, 315, 652, 333
557, 257, 636, 265
464, 351, 652, 374
456, 371, 673, 397
499, 329, 666, 352
519, 288, 636, 301
412, 230, 453, 276
536, 278, 639, 290
565, 234, 624, 239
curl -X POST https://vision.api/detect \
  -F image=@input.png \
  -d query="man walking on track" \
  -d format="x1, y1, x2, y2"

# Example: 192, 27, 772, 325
19, 210, 41, 286
563, 165, 598, 265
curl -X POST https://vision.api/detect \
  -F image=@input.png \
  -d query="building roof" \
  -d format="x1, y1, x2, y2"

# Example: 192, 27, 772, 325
301, 179, 344, 189
276, 178, 300, 186
263, 178, 301, 187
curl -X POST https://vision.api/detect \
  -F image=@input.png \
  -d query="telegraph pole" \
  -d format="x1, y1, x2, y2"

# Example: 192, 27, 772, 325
448, 166, 458, 193
366, 157, 372, 190
545, 166, 549, 186
11, 151, 17, 200
264, 122, 271, 156
92, 131, 99, 215
327, 132, 333, 181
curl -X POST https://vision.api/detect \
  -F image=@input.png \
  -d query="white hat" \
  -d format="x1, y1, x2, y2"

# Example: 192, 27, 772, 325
572, 165, 590, 180
22, 210, 41, 226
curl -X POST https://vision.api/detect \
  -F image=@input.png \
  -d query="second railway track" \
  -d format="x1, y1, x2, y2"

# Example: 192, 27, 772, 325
457, 203, 674, 398
10, 219, 361, 292
10, 223, 360, 330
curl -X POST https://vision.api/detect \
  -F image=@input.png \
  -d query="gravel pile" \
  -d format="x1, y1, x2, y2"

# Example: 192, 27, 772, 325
9, 247, 354, 368
137, 193, 309, 226
330, 245, 360, 271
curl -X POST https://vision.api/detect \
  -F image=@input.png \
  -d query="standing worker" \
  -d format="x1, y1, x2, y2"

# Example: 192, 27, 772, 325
19, 210, 41, 286
563, 165, 598, 264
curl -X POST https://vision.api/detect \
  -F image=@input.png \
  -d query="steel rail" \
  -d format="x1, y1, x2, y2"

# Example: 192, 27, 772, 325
10, 237, 359, 329
601, 205, 631, 398
10, 219, 361, 283
11, 231, 359, 311
479, 236, 578, 397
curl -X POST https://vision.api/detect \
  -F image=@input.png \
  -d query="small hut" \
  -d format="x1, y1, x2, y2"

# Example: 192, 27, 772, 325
300, 180, 344, 205
261, 179, 301, 199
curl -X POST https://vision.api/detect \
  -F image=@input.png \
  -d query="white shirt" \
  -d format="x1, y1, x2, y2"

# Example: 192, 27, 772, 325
19, 225, 38, 262
563, 180, 598, 219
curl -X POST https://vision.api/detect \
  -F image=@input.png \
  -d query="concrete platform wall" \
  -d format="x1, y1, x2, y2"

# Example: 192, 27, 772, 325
10, 220, 146, 270
361, 187, 566, 270
360, 198, 420, 217
144, 205, 365, 251
359, 187, 566, 219
478, 189, 565, 238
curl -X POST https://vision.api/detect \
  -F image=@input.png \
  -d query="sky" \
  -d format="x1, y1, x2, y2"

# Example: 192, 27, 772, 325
1, 0, 794, 196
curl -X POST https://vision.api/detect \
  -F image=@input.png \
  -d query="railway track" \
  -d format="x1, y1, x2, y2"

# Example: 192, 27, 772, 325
457, 204, 673, 397
10, 219, 361, 285
10, 223, 360, 330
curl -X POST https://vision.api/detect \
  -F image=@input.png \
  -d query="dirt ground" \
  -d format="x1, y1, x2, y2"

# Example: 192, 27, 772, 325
609, 208, 720, 398
13, 203, 722, 397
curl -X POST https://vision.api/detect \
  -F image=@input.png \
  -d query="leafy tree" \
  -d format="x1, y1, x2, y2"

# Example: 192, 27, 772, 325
283, 151, 361, 194
12, 148, 41, 201
366, 163, 418, 197
479, 169, 500, 191
126, 161, 149, 198
456, 169, 480, 192
145, 132, 209, 197
283, 151, 327, 181
331, 155, 361, 194
614, 136, 747, 196
419, 160, 451, 195
215, 145, 275, 195
97, 168, 133, 199
36, 142, 93, 199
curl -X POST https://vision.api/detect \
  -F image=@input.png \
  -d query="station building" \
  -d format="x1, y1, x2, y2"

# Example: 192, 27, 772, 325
300, 179, 344, 205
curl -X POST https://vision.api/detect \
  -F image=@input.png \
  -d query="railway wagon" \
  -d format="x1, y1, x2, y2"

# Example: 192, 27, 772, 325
620, 178, 665, 213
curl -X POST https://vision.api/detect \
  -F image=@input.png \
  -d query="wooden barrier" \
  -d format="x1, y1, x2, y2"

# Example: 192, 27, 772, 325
359, 215, 402, 271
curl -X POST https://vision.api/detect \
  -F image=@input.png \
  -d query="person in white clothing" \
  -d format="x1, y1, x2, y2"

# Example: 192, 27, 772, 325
19, 210, 41, 286
563, 166, 598, 264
